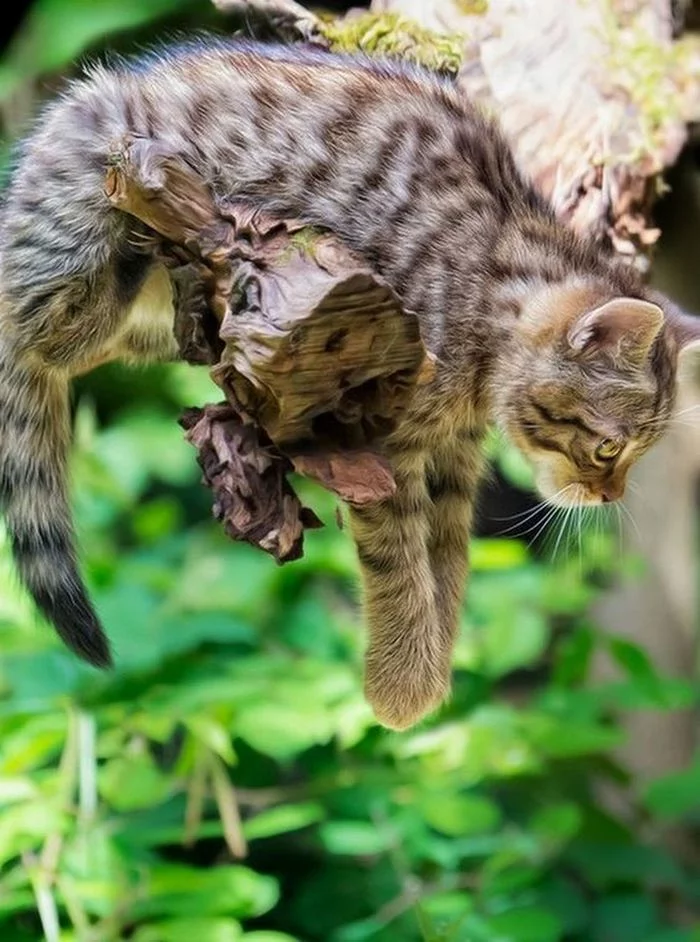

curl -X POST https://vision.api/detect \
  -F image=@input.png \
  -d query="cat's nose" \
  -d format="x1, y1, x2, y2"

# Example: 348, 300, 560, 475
600, 481, 625, 503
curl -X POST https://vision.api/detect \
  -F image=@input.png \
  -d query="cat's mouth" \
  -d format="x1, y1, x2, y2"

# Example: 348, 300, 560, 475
534, 471, 623, 507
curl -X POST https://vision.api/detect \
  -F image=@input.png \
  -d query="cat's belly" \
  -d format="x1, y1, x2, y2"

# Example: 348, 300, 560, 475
86, 263, 178, 369
119, 263, 176, 353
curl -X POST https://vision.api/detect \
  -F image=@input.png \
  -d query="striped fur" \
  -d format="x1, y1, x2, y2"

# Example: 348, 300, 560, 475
0, 38, 698, 724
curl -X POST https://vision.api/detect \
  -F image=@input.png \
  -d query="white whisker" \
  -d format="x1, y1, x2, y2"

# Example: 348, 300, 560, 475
551, 504, 573, 562
493, 500, 551, 525
614, 503, 624, 556
618, 499, 642, 548
493, 484, 575, 535
528, 507, 562, 546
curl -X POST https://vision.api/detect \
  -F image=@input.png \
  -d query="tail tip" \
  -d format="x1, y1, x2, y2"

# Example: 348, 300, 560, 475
38, 592, 114, 669
67, 615, 113, 669
81, 633, 114, 669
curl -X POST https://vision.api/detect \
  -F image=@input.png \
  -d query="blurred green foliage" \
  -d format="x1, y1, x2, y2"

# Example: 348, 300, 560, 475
1, 3, 700, 941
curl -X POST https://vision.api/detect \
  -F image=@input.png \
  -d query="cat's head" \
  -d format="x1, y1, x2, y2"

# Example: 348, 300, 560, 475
498, 283, 700, 507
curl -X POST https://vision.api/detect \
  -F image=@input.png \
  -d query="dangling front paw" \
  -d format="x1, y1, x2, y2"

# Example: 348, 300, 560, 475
364, 647, 451, 731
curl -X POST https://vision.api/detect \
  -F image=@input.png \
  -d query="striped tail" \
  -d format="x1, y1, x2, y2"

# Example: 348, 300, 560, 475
0, 343, 112, 666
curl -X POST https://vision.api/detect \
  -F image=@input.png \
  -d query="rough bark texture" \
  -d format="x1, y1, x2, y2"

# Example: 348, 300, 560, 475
105, 135, 433, 557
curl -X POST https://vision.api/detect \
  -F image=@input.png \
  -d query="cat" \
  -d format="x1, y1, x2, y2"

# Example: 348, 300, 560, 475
1, 38, 698, 729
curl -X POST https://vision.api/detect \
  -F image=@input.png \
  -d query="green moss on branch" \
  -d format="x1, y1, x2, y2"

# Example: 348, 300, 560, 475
318, 12, 467, 74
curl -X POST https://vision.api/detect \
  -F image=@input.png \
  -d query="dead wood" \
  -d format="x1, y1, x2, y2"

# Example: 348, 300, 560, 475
105, 136, 427, 557
375, 0, 700, 266
211, 0, 325, 42
179, 404, 322, 562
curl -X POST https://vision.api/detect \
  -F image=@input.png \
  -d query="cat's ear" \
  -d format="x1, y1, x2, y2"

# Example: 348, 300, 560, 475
568, 298, 664, 364
665, 305, 700, 385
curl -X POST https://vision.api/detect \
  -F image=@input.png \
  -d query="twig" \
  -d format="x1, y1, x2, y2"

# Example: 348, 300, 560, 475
183, 746, 209, 847
210, 754, 248, 859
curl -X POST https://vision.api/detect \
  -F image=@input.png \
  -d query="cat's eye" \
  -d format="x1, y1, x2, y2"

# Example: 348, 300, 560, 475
595, 439, 622, 461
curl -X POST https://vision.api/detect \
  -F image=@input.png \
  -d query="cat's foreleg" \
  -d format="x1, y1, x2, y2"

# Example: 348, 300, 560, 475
426, 437, 484, 671
350, 449, 449, 730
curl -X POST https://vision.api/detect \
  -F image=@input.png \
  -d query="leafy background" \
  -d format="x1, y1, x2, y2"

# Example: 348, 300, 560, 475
0, 2, 699, 940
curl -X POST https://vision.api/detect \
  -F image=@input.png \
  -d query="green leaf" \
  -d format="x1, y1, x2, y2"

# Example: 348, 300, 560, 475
0, 714, 67, 773
0, 650, 83, 711
567, 842, 684, 889
184, 716, 236, 765
479, 607, 549, 677
0, 0, 201, 99
471, 539, 529, 571
0, 801, 68, 866
644, 761, 700, 820
607, 637, 667, 705
0, 777, 37, 804
482, 863, 542, 896
171, 539, 277, 620
60, 826, 132, 916
539, 876, 590, 935
133, 918, 243, 942
590, 893, 660, 942
234, 701, 335, 760
530, 803, 582, 850
553, 628, 596, 686
492, 439, 536, 490
393, 707, 540, 779
422, 891, 473, 923
333, 918, 387, 942
242, 935, 302, 942
319, 821, 394, 856
646, 932, 700, 942
99, 753, 171, 812
486, 906, 562, 942
421, 793, 501, 837
526, 714, 622, 758
131, 497, 183, 543
135, 866, 279, 920
243, 802, 325, 841
97, 586, 253, 671
0, 887, 35, 918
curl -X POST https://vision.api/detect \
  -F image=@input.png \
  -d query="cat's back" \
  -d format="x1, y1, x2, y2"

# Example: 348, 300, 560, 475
1, 37, 536, 313
2, 38, 463, 247
14, 37, 461, 173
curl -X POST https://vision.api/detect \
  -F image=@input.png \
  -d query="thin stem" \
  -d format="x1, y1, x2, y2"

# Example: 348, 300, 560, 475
23, 854, 61, 942
210, 754, 247, 859
77, 712, 97, 824
183, 744, 209, 848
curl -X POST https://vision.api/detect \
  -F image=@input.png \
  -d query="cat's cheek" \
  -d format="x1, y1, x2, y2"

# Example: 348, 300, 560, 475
532, 464, 559, 501
532, 459, 573, 504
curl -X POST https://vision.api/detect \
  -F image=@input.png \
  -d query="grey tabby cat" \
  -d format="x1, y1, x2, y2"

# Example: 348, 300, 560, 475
1, 39, 698, 729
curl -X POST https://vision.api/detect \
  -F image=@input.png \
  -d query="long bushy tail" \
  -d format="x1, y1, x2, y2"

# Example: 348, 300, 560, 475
0, 344, 112, 666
